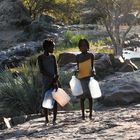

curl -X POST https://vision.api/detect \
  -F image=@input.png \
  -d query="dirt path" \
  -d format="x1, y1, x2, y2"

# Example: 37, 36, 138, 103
0, 104, 140, 140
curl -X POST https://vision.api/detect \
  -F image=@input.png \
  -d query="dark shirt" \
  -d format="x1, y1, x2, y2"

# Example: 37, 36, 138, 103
38, 54, 57, 91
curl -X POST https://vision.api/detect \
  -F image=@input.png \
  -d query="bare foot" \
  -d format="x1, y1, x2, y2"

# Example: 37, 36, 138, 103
82, 116, 85, 120
53, 121, 57, 125
89, 116, 94, 121
89, 115, 92, 120
43, 122, 49, 126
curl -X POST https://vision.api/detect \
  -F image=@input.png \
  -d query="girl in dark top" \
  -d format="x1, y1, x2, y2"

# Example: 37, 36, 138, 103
76, 39, 95, 120
38, 39, 59, 125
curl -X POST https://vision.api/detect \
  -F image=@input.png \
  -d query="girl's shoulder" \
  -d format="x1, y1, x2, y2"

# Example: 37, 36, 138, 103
76, 53, 80, 57
38, 54, 44, 60
38, 54, 55, 58
88, 53, 94, 59
50, 54, 56, 60
77, 52, 94, 58
76, 53, 81, 60
76, 53, 92, 62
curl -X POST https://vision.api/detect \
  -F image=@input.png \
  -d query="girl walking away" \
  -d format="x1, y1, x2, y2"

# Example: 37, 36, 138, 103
76, 39, 95, 120
38, 39, 59, 125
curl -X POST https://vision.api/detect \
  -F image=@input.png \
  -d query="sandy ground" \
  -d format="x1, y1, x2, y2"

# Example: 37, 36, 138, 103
0, 104, 140, 140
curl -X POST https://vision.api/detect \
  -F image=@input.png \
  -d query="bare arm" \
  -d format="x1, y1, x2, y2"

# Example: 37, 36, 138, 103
52, 55, 59, 82
74, 55, 79, 76
91, 53, 96, 75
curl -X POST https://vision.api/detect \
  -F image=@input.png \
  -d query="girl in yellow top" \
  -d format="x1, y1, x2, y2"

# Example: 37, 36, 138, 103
76, 39, 95, 120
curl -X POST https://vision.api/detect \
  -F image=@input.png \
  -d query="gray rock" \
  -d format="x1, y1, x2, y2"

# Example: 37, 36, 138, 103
0, 41, 42, 68
0, 1, 60, 50
100, 70, 140, 106
131, 58, 140, 69
95, 53, 114, 79
22, 19, 60, 41
124, 33, 140, 49
0, 0, 31, 30
58, 52, 79, 67
37, 14, 55, 24
119, 59, 138, 72
58, 52, 138, 80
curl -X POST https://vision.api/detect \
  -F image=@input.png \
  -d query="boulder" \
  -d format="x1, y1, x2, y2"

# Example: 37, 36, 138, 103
1, 56, 25, 68
58, 52, 79, 67
22, 21, 58, 41
0, 0, 31, 30
109, 55, 124, 71
131, 58, 140, 69
60, 63, 77, 73
58, 52, 110, 67
100, 70, 140, 106
95, 53, 114, 79
22, 15, 60, 41
80, 9, 103, 24
0, 41, 42, 68
124, 34, 140, 49
0, 0, 60, 50
37, 14, 55, 24
119, 59, 138, 72
58, 52, 139, 80
0, 0, 31, 49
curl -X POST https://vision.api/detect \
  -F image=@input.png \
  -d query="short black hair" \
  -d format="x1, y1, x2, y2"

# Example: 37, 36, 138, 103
78, 39, 89, 50
43, 39, 55, 51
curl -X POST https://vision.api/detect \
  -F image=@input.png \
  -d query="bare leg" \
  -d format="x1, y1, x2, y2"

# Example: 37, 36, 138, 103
44, 108, 49, 124
53, 101, 57, 125
88, 98, 93, 120
80, 98, 85, 120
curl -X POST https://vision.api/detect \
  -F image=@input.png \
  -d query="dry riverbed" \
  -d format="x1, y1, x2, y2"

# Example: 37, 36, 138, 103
0, 104, 140, 140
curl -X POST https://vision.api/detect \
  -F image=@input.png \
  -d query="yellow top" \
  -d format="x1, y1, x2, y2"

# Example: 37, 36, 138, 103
77, 59, 92, 79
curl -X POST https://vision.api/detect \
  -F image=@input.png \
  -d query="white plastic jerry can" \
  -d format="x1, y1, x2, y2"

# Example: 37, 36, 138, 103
42, 89, 55, 109
52, 88, 70, 107
69, 76, 83, 96
88, 77, 102, 99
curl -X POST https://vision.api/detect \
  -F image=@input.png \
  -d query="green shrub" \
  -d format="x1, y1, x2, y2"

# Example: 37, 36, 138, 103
0, 62, 42, 117
59, 71, 73, 88
61, 30, 87, 48
104, 37, 112, 45
94, 40, 105, 47
71, 34, 87, 46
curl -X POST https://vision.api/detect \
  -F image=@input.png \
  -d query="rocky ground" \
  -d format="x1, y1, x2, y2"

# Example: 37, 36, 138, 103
0, 104, 140, 140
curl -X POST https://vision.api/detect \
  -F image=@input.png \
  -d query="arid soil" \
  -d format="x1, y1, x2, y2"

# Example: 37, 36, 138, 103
0, 104, 140, 140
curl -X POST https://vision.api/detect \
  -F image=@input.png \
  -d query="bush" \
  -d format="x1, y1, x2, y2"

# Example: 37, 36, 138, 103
59, 71, 73, 88
0, 62, 42, 117
61, 30, 87, 48
94, 40, 105, 47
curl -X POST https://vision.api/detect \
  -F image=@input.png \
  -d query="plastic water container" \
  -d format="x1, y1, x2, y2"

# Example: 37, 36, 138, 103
52, 88, 70, 107
88, 77, 102, 99
42, 89, 55, 109
69, 76, 83, 96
